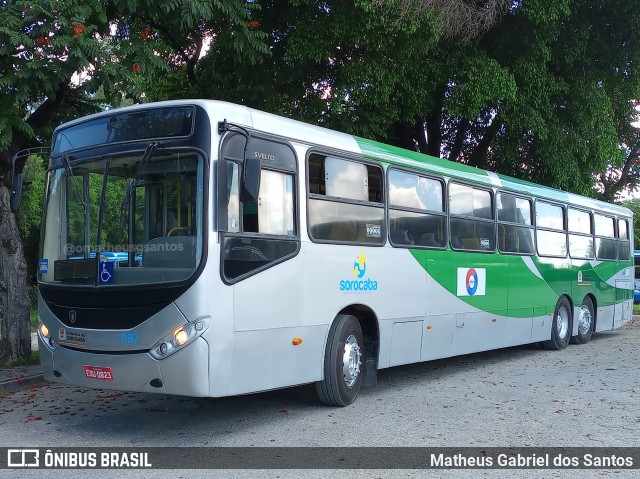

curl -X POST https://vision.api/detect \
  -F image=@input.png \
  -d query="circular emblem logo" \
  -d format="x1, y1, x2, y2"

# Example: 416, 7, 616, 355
465, 268, 478, 296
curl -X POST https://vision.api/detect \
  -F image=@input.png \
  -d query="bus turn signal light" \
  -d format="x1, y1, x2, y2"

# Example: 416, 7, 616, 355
292, 338, 303, 346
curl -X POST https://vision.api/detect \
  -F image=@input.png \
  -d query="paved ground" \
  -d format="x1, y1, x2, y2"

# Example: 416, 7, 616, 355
0, 319, 638, 479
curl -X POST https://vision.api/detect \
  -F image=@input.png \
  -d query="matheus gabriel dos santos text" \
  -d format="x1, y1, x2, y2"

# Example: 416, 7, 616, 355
431, 453, 634, 468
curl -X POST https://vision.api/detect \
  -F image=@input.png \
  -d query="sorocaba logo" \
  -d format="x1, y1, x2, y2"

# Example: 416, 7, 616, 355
340, 251, 378, 292
353, 251, 367, 279
456, 267, 486, 297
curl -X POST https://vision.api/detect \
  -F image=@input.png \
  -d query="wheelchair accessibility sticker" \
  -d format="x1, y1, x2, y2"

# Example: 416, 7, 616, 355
99, 262, 114, 285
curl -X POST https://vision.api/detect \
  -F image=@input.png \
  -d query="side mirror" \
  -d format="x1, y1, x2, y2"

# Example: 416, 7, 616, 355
8, 147, 49, 213
240, 156, 261, 203
9, 153, 28, 213
10, 174, 24, 213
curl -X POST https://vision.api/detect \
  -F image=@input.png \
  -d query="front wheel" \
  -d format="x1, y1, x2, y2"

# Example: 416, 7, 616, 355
316, 314, 363, 407
542, 296, 572, 350
570, 296, 594, 345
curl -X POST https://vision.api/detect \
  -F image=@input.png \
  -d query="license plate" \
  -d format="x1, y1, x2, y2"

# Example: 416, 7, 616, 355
83, 365, 113, 381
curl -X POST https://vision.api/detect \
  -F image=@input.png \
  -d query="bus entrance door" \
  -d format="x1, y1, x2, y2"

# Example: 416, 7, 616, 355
614, 280, 632, 328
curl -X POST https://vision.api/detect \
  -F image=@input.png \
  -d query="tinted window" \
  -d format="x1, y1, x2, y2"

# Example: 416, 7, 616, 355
389, 170, 443, 212
223, 237, 298, 280
568, 208, 592, 234
618, 219, 629, 239
596, 238, 618, 260
255, 170, 295, 235
449, 183, 492, 219
53, 107, 194, 155
536, 202, 564, 231
308, 200, 384, 243
307, 154, 384, 245
226, 165, 296, 236
594, 214, 615, 237
497, 193, 532, 225
537, 230, 567, 257
619, 240, 630, 261
309, 155, 383, 203
569, 235, 594, 259
498, 225, 535, 254
389, 210, 446, 248
450, 218, 495, 251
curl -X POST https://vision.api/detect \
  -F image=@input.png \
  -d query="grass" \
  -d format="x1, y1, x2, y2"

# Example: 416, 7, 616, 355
0, 350, 40, 369
0, 309, 40, 368
30, 308, 38, 331
634, 303, 640, 315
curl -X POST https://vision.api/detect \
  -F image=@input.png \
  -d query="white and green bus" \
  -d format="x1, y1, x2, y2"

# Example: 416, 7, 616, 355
29, 100, 633, 406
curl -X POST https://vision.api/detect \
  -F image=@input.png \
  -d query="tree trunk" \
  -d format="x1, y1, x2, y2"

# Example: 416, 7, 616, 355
468, 118, 502, 170
425, 109, 442, 157
392, 120, 418, 151
0, 183, 31, 361
448, 118, 470, 162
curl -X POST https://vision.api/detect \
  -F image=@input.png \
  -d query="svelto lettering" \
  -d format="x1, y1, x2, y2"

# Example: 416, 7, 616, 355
254, 151, 275, 161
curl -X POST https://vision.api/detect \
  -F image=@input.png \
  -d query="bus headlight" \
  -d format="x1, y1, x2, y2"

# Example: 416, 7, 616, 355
149, 318, 210, 360
39, 322, 50, 338
174, 328, 189, 346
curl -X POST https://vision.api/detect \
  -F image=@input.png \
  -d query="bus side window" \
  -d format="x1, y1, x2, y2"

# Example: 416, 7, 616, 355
308, 154, 384, 245
449, 183, 494, 252
388, 169, 445, 249
497, 193, 534, 255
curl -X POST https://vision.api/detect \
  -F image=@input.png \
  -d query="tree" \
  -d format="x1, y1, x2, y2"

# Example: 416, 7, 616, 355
383, 0, 640, 197
621, 198, 640, 249
176, 1, 640, 199
598, 103, 640, 202
0, 0, 266, 360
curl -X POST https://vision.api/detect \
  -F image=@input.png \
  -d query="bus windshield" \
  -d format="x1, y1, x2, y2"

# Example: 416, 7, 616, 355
39, 149, 204, 286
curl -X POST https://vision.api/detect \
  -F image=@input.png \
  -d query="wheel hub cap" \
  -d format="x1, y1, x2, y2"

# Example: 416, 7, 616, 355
342, 335, 362, 388
578, 305, 592, 336
556, 306, 569, 339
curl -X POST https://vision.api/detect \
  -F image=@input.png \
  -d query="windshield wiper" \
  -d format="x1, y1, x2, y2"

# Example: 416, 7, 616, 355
137, 141, 161, 179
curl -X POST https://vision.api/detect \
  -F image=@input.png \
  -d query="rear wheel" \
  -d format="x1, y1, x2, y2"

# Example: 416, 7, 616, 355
542, 296, 572, 350
571, 296, 594, 345
316, 314, 363, 407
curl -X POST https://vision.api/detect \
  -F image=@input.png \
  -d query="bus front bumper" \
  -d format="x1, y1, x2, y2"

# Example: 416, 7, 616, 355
39, 336, 210, 397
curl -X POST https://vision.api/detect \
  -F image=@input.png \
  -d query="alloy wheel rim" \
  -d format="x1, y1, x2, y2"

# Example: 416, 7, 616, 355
342, 334, 362, 388
578, 305, 592, 336
556, 306, 569, 339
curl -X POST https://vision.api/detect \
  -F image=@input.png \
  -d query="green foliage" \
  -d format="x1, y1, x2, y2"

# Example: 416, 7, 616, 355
142, 0, 638, 200
165, 0, 443, 139
0, 0, 268, 157
439, 0, 640, 196
16, 155, 46, 282
446, 52, 517, 119
622, 198, 640, 249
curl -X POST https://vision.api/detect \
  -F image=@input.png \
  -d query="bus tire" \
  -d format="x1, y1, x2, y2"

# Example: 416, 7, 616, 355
542, 296, 572, 350
316, 314, 363, 407
570, 296, 594, 345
